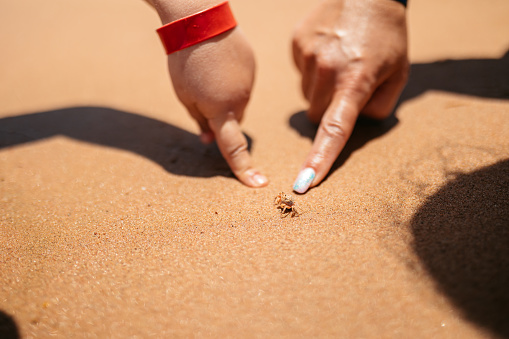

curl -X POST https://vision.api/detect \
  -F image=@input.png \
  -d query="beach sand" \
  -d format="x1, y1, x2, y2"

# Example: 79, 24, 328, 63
1, 0, 508, 337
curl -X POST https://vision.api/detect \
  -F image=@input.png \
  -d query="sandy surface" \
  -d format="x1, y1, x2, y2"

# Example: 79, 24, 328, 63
1, 0, 509, 338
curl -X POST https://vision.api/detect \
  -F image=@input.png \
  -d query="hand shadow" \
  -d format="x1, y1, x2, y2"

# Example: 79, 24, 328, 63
411, 159, 509, 338
0, 106, 253, 179
289, 48, 509, 187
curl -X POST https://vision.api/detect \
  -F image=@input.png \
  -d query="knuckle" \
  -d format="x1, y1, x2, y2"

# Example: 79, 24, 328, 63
227, 141, 249, 160
301, 41, 326, 61
302, 47, 338, 71
351, 68, 376, 88
301, 47, 316, 64
320, 117, 349, 141
235, 86, 252, 105
202, 86, 251, 116
341, 69, 376, 97
315, 52, 337, 74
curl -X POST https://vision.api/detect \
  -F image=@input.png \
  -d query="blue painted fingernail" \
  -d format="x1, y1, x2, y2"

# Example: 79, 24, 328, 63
293, 168, 315, 194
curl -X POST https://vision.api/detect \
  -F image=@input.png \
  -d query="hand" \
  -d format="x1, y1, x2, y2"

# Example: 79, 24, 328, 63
166, 27, 268, 187
147, 0, 268, 187
291, 0, 409, 193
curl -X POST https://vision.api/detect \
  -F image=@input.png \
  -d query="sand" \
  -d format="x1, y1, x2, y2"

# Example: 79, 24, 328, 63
1, 0, 508, 338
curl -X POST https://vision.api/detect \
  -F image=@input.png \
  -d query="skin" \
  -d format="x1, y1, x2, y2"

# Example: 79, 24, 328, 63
292, 0, 409, 190
147, 0, 408, 191
147, 0, 268, 188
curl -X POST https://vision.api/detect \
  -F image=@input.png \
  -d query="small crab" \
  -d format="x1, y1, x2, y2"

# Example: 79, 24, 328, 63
274, 192, 299, 217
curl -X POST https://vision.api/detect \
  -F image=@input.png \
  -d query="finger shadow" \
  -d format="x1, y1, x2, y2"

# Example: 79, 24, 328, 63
410, 159, 509, 337
0, 106, 254, 179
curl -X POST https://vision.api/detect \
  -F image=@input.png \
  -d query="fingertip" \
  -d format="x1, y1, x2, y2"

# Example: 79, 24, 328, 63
293, 167, 316, 194
241, 170, 269, 188
199, 131, 215, 144
252, 173, 269, 187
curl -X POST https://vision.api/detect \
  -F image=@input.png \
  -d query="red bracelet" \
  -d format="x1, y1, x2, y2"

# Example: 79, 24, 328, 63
156, 1, 237, 55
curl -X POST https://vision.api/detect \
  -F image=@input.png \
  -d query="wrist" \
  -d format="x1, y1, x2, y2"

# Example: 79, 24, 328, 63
156, 1, 237, 55
151, 0, 226, 24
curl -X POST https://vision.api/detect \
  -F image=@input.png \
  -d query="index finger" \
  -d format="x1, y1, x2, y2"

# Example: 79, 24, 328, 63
293, 89, 363, 193
208, 112, 268, 188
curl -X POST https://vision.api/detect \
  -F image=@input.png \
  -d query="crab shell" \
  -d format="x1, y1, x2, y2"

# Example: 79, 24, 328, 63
275, 192, 295, 206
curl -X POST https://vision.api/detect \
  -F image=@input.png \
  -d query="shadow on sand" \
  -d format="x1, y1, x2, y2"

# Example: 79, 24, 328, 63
0, 106, 254, 179
411, 159, 509, 338
399, 49, 509, 103
0, 310, 19, 339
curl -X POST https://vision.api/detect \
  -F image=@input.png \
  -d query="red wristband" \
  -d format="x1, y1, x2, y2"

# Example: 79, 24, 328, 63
156, 1, 237, 55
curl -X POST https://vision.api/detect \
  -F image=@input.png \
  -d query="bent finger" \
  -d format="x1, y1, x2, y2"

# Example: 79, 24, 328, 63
306, 66, 336, 124
362, 65, 409, 120
187, 104, 216, 144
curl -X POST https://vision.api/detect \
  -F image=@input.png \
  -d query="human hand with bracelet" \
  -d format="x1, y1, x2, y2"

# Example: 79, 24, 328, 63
148, 0, 268, 188
291, 0, 409, 193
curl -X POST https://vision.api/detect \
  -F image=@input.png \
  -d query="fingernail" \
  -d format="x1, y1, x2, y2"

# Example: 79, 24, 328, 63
293, 167, 315, 194
251, 173, 268, 187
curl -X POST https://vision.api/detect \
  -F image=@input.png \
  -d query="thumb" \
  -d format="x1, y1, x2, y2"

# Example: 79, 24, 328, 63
208, 112, 268, 188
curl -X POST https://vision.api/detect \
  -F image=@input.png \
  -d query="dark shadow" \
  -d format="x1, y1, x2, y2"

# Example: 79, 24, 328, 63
0, 310, 19, 339
399, 49, 509, 104
411, 159, 509, 337
289, 49, 509, 189
0, 106, 254, 179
